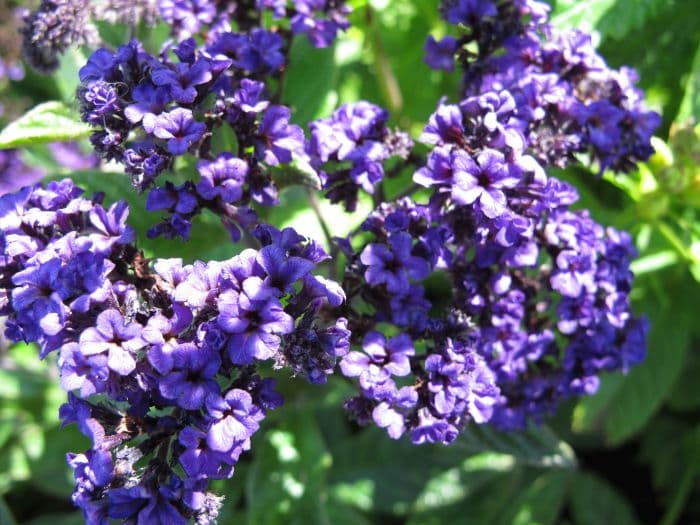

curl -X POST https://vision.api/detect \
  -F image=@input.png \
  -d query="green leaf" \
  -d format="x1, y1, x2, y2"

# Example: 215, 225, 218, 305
23, 513, 84, 525
284, 39, 338, 123
550, 0, 616, 34
569, 472, 641, 525
501, 470, 572, 525
53, 48, 87, 102
455, 424, 577, 469
406, 463, 530, 525
0, 495, 17, 525
245, 409, 333, 525
269, 161, 323, 191
0, 102, 90, 149
595, 0, 668, 41
601, 275, 695, 445
676, 42, 700, 124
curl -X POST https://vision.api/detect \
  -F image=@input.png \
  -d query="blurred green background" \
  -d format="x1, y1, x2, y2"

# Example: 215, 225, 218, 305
2, 1, 700, 524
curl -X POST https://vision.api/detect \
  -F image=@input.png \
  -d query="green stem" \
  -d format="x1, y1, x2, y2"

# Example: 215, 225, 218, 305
660, 462, 697, 525
657, 220, 693, 261
366, 6, 403, 114
306, 189, 338, 280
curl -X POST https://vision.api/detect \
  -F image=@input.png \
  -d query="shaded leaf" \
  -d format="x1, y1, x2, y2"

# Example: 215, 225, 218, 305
569, 472, 641, 525
602, 275, 695, 445
0, 496, 17, 525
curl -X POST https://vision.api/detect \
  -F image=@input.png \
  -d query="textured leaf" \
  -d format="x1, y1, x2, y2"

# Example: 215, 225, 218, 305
569, 472, 641, 525
456, 424, 577, 469
0, 102, 90, 149
269, 161, 323, 190
676, 42, 700, 124
596, 0, 668, 40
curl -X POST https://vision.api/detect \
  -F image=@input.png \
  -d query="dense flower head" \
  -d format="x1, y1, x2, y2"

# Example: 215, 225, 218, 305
0, 180, 346, 523
76, 35, 311, 240
425, 0, 660, 173
1, 0, 659, 520
20, 0, 159, 74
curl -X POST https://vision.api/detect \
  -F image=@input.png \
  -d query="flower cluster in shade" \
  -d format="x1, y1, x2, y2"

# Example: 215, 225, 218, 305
424, 0, 661, 173
20, 0, 160, 73
0, 179, 349, 524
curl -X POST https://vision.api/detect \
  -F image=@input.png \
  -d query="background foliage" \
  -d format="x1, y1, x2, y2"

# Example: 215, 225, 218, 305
2, 0, 700, 524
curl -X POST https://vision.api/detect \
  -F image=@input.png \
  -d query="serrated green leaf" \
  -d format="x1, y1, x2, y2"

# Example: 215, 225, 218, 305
569, 472, 641, 525
0, 102, 90, 149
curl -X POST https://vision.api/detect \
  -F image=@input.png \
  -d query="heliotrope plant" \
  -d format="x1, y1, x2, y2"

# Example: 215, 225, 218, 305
0, 0, 660, 523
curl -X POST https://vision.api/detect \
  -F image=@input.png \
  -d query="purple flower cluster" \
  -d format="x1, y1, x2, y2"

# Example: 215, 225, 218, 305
0, 180, 346, 524
159, 0, 350, 47
2, 0, 660, 519
307, 101, 414, 211
336, 93, 648, 435
424, 0, 660, 173
77, 36, 309, 240
20, 0, 159, 74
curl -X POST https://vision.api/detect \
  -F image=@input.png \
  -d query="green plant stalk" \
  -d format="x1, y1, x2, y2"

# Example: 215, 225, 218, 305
365, 6, 403, 114
659, 460, 698, 525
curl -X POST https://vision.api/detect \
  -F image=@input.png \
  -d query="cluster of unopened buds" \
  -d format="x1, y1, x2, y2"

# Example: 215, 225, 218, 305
0, 0, 659, 523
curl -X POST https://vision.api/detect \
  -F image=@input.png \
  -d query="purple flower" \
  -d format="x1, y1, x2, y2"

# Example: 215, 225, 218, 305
341, 331, 415, 381
196, 154, 247, 203
79, 309, 145, 375
124, 83, 171, 130
206, 389, 262, 453
179, 426, 237, 479
157, 342, 221, 410
360, 232, 430, 294
217, 277, 294, 365
236, 29, 285, 74
424, 35, 457, 71
153, 108, 207, 155
256, 105, 305, 165
452, 149, 517, 218
420, 103, 464, 145
152, 59, 213, 104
